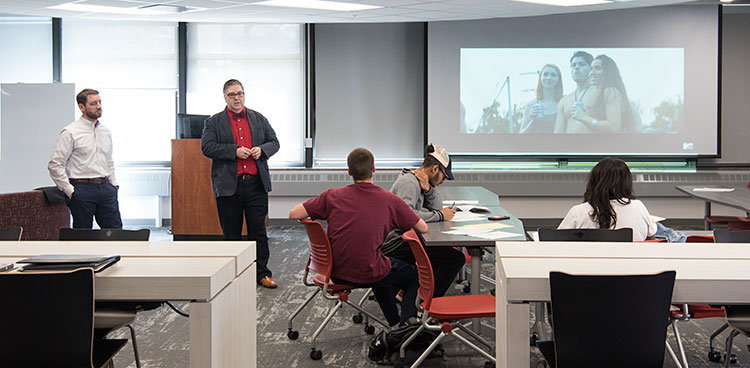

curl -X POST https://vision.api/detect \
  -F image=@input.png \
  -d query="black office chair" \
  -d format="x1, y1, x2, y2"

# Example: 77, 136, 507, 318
59, 227, 151, 368
713, 229, 750, 243
541, 271, 676, 368
532, 228, 633, 348
722, 305, 750, 368
59, 228, 150, 241
0, 226, 23, 240
0, 268, 127, 368
537, 228, 633, 242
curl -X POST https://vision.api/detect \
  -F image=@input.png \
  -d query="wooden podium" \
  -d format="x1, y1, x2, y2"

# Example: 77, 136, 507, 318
171, 139, 247, 239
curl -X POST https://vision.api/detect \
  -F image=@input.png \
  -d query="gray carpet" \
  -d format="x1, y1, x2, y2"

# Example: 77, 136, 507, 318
108, 225, 750, 368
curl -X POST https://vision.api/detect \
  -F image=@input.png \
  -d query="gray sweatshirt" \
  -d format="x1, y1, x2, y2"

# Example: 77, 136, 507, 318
389, 168, 444, 223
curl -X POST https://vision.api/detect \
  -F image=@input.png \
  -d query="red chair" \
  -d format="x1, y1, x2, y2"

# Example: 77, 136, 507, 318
704, 216, 750, 230
396, 230, 495, 367
685, 234, 715, 243
640, 238, 668, 243
286, 219, 389, 360
668, 234, 727, 367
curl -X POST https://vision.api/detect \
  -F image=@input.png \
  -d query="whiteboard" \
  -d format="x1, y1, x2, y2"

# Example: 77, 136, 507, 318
0, 83, 75, 193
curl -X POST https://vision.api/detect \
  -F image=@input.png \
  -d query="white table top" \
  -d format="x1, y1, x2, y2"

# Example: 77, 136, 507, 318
495, 241, 750, 260
0, 256, 237, 301
0, 241, 254, 276
0, 241, 256, 301
497, 256, 750, 304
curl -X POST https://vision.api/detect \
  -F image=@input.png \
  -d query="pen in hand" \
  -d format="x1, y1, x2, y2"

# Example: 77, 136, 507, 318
450, 202, 455, 209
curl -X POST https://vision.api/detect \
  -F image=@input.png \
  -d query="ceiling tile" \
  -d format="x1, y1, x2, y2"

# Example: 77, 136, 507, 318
0, 0, 699, 23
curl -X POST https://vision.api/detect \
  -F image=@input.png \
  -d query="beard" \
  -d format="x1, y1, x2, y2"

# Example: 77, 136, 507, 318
85, 109, 102, 120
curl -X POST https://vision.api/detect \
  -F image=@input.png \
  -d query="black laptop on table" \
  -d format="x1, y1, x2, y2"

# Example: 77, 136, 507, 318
17, 254, 121, 273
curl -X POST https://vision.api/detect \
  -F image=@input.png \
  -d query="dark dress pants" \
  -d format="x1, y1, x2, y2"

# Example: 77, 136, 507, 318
68, 182, 123, 229
215, 176, 271, 282
333, 257, 418, 327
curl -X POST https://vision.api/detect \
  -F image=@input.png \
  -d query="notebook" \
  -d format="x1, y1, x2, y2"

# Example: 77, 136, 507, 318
17, 254, 121, 273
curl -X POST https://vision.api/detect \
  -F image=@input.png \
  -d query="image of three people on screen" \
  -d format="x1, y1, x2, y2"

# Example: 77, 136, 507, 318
519, 51, 639, 134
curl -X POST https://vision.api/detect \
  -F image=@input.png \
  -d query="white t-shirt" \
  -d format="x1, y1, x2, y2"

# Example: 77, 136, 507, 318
558, 199, 657, 241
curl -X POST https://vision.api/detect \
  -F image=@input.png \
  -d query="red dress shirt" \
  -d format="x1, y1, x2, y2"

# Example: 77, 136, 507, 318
227, 107, 259, 176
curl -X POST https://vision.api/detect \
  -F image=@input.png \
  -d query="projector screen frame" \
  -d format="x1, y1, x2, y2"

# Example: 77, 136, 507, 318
425, 4, 722, 160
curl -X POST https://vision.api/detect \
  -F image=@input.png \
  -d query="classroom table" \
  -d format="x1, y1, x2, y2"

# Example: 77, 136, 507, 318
422, 186, 526, 333
675, 185, 750, 230
494, 241, 750, 368
440, 185, 503, 207
0, 241, 256, 368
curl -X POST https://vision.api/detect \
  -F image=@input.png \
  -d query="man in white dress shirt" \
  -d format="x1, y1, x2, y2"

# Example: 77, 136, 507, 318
48, 88, 122, 229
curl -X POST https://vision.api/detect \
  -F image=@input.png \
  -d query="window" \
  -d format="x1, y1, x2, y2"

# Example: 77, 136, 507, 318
187, 23, 305, 166
0, 15, 53, 160
0, 16, 52, 83
62, 20, 177, 163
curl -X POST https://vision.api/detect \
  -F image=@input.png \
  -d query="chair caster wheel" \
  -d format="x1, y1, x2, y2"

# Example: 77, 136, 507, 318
352, 314, 364, 324
729, 353, 738, 364
708, 350, 721, 362
530, 332, 539, 347
287, 329, 299, 340
463, 285, 471, 293
484, 361, 496, 368
310, 349, 322, 360
364, 324, 375, 334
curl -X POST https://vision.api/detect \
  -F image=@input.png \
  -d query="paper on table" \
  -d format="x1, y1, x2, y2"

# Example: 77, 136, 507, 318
458, 222, 512, 230
443, 227, 494, 236
443, 200, 479, 205
450, 211, 484, 222
472, 231, 522, 240
650, 214, 666, 222
693, 187, 735, 192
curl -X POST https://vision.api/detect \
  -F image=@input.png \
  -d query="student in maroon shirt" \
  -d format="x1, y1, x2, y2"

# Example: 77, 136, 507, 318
289, 148, 428, 326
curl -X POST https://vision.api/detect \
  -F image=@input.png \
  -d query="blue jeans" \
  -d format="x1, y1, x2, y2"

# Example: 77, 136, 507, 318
333, 257, 418, 326
655, 222, 687, 243
67, 182, 122, 229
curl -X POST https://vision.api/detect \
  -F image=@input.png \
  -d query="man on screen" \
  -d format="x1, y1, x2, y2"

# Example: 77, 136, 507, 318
554, 51, 597, 134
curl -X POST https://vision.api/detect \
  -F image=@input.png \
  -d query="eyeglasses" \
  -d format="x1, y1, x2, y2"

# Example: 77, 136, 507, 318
225, 92, 245, 98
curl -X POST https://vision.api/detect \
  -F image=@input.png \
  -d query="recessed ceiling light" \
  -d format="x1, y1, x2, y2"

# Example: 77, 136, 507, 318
511, 0, 613, 6
139, 4, 204, 13
254, 0, 382, 12
48, 2, 169, 15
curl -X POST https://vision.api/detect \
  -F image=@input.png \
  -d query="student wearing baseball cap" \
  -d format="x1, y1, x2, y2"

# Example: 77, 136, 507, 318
386, 144, 464, 298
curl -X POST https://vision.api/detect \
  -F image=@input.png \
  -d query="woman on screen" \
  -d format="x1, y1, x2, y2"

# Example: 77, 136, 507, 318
568, 55, 637, 133
520, 64, 563, 134
558, 157, 656, 241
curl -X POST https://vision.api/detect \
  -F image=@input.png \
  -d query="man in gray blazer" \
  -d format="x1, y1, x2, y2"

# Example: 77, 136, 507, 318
201, 79, 280, 288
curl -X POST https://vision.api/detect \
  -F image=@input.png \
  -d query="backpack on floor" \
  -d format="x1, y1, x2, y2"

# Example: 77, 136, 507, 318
367, 323, 443, 365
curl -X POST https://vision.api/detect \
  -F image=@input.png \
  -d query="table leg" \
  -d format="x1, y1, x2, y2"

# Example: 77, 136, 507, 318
531, 302, 548, 341
497, 284, 530, 368
189, 263, 256, 368
705, 201, 712, 231
469, 247, 483, 334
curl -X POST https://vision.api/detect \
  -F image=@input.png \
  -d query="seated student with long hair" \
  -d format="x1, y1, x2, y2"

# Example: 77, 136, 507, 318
558, 157, 656, 241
